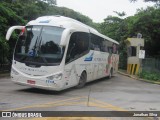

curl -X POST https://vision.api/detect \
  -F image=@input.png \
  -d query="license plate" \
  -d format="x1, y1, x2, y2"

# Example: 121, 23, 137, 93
27, 80, 35, 85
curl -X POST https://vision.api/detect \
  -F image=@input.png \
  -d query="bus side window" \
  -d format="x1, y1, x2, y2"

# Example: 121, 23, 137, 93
90, 43, 94, 50
66, 32, 89, 63
108, 47, 112, 54
112, 43, 117, 54
73, 33, 89, 57
90, 33, 106, 52
66, 33, 77, 63
94, 45, 100, 51
90, 33, 101, 51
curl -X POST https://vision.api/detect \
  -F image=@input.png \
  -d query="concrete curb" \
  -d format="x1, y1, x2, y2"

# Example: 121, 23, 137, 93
118, 71, 160, 85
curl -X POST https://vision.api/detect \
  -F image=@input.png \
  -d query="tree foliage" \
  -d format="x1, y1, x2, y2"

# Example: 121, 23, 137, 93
0, 0, 160, 69
127, 7, 160, 56
98, 6, 160, 69
0, 0, 96, 63
0, 2, 25, 63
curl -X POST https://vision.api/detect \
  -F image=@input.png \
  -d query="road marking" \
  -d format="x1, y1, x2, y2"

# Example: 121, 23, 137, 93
1, 96, 154, 120
89, 98, 127, 111
2, 96, 86, 111
36, 101, 86, 108
2, 96, 126, 112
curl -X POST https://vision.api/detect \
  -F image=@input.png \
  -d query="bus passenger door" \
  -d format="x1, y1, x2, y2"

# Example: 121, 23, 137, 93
64, 61, 78, 87
63, 32, 80, 87
93, 64, 98, 80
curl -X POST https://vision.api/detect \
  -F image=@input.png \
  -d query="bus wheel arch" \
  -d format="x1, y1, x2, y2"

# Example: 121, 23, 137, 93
75, 71, 87, 88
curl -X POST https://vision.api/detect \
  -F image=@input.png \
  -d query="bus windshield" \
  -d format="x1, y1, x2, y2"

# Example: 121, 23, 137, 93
14, 26, 65, 66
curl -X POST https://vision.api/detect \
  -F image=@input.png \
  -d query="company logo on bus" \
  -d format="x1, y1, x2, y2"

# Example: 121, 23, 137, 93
39, 20, 51, 23
28, 50, 35, 57
84, 52, 94, 61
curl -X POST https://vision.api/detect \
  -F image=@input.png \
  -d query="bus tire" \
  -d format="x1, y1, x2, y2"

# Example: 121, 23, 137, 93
75, 72, 87, 88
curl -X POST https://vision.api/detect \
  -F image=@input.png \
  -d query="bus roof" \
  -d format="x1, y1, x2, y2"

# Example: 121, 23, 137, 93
27, 15, 119, 45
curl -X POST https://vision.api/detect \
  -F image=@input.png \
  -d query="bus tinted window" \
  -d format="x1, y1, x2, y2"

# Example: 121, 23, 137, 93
112, 43, 118, 54
14, 26, 65, 66
66, 32, 89, 63
90, 33, 118, 54
90, 34, 103, 51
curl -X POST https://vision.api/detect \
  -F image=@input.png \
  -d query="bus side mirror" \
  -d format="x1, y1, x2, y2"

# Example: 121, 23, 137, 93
60, 29, 75, 46
6, 26, 25, 41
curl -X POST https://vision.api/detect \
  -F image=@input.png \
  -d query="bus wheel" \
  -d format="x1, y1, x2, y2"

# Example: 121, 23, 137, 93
108, 68, 113, 79
76, 72, 87, 88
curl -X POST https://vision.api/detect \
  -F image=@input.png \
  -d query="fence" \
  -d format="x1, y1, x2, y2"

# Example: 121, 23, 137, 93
142, 58, 160, 73
0, 64, 11, 72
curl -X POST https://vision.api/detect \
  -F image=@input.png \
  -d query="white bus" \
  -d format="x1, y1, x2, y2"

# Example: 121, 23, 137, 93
6, 15, 119, 91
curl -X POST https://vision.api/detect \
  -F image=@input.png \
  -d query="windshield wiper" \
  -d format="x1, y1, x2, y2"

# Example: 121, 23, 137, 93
36, 36, 48, 66
33, 36, 39, 57
20, 36, 39, 62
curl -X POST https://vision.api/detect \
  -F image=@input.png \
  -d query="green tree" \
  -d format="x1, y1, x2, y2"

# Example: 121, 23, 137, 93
98, 13, 128, 69
113, 11, 126, 17
0, 2, 25, 63
127, 7, 160, 56
0, 0, 97, 64
99, 6, 160, 69
44, 0, 57, 5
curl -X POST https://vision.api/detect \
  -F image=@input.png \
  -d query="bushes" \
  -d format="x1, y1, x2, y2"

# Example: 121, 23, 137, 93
0, 2, 25, 64
0, 36, 9, 63
138, 70, 160, 81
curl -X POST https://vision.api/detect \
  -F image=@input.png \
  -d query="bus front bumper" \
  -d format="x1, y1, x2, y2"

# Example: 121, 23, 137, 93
11, 74, 65, 91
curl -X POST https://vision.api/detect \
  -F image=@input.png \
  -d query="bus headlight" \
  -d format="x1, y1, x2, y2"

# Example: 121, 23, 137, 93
47, 73, 63, 80
11, 68, 19, 75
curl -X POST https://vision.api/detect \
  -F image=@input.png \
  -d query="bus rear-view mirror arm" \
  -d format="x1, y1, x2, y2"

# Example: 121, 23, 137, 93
60, 29, 75, 46
6, 26, 25, 41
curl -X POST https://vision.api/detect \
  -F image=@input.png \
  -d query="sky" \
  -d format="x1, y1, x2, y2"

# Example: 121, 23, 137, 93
57, 0, 154, 23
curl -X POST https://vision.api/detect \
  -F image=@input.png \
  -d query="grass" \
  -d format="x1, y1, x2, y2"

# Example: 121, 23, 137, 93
119, 69, 160, 83
138, 70, 160, 81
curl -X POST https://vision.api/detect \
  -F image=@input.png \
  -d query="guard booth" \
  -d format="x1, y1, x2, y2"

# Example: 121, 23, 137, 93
126, 37, 145, 75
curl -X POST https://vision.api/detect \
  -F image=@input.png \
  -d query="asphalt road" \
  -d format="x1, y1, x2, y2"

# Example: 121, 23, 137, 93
0, 74, 160, 120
